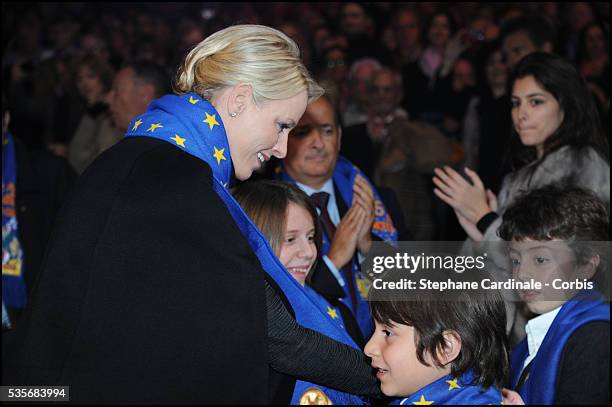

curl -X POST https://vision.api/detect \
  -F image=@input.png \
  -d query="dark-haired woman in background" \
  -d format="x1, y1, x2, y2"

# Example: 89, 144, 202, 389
432, 52, 609, 344
461, 40, 512, 195
68, 55, 122, 173
433, 52, 609, 244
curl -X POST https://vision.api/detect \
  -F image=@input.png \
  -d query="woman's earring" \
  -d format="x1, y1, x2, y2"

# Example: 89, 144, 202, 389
230, 112, 238, 117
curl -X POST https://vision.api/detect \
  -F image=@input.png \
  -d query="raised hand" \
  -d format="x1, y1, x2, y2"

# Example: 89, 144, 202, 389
352, 175, 375, 254
327, 205, 365, 269
432, 166, 492, 224
455, 209, 483, 242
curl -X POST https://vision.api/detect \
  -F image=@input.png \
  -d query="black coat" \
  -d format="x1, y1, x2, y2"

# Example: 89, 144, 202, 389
2, 138, 76, 360
3, 137, 272, 403
14, 138, 77, 308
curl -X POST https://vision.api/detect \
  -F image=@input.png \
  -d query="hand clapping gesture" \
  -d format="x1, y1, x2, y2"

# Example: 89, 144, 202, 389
352, 175, 375, 254
432, 166, 497, 241
326, 175, 375, 269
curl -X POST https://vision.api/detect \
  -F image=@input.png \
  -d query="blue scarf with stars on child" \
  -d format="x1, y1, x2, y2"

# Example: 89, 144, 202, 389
390, 370, 502, 405
277, 156, 398, 338
125, 92, 365, 405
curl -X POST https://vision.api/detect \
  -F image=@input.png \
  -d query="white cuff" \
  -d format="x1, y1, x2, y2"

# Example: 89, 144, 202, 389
322, 255, 346, 287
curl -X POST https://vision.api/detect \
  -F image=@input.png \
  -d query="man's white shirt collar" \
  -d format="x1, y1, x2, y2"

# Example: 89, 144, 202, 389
522, 306, 562, 371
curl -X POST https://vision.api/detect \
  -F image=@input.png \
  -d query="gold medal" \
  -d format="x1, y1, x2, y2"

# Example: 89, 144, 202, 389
299, 387, 333, 405
356, 272, 371, 300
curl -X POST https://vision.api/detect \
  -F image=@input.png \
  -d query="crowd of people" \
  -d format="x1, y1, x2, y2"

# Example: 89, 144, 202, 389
2, 2, 610, 405
2, 2, 610, 240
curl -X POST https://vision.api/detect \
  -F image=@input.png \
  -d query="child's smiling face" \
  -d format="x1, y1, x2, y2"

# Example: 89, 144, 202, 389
364, 320, 451, 397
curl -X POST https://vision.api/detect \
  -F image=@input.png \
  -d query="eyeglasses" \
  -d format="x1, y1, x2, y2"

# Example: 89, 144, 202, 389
327, 59, 346, 69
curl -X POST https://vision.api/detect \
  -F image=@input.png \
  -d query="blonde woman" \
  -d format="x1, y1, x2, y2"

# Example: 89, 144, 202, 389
4, 25, 378, 403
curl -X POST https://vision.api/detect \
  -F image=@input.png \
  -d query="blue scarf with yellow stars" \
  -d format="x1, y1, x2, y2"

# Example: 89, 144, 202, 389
277, 156, 398, 338
390, 370, 502, 405
510, 290, 609, 404
2, 131, 27, 312
125, 92, 365, 405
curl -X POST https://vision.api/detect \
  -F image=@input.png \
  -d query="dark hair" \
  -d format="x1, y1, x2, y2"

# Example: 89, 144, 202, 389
473, 39, 504, 95
369, 278, 508, 390
233, 180, 323, 281
292, 92, 341, 130
498, 183, 610, 294
75, 54, 115, 93
499, 16, 556, 51
576, 21, 610, 65
499, 183, 610, 242
426, 10, 457, 45
123, 60, 172, 98
507, 52, 609, 171
313, 44, 347, 78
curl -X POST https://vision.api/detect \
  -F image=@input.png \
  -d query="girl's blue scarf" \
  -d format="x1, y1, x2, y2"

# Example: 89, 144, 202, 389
390, 370, 502, 405
510, 290, 609, 404
125, 92, 366, 405
277, 156, 398, 337
2, 131, 27, 311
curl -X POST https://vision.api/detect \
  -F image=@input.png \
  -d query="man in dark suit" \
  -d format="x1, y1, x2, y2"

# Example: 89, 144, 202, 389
277, 95, 409, 339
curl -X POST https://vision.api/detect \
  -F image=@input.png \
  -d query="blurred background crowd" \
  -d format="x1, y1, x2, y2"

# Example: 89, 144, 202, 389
2, 2, 610, 240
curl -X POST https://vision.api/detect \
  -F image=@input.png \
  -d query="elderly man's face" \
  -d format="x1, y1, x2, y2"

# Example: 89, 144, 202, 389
369, 71, 401, 116
283, 97, 341, 189
352, 63, 380, 110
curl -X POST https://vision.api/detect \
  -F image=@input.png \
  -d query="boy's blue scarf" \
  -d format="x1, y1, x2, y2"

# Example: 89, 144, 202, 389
125, 93, 365, 405
277, 156, 398, 337
2, 131, 27, 310
510, 290, 610, 404
390, 370, 502, 405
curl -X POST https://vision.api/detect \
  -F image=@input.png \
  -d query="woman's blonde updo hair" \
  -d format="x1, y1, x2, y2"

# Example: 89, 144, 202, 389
174, 24, 324, 105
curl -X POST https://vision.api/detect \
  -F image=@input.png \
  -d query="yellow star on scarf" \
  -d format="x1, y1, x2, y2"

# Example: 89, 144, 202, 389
147, 123, 163, 132
327, 306, 338, 319
132, 119, 143, 131
412, 395, 434, 405
446, 378, 461, 391
203, 112, 220, 130
170, 134, 186, 148
189, 96, 200, 104
213, 147, 226, 165
223, 182, 228, 189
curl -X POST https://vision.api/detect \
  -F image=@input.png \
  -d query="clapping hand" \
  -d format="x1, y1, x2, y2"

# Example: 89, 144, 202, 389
352, 175, 375, 254
327, 205, 365, 269
433, 166, 492, 223
454, 186, 497, 241
433, 166, 498, 241
327, 176, 376, 268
